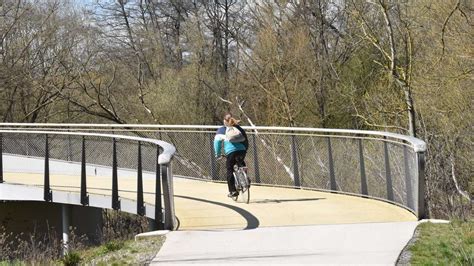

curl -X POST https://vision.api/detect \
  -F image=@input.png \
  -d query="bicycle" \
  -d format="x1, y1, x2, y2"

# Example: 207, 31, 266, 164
231, 164, 251, 204
217, 156, 251, 204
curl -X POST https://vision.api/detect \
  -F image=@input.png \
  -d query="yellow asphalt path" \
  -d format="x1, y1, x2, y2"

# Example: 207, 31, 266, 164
3, 173, 417, 230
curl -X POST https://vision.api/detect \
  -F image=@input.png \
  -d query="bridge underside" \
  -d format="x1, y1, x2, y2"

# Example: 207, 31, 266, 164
2, 173, 416, 231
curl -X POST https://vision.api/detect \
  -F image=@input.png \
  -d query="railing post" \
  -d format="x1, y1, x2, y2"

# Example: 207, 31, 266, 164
80, 136, 89, 205
383, 139, 394, 201
358, 139, 368, 196
0, 133, 3, 183
252, 134, 261, 183
25, 134, 29, 156
112, 138, 120, 210
161, 163, 175, 230
327, 137, 337, 191
209, 133, 218, 180
155, 146, 164, 230
404, 146, 414, 210
67, 133, 72, 161
417, 151, 426, 219
137, 141, 145, 216
291, 134, 301, 187
44, 134, 52, 202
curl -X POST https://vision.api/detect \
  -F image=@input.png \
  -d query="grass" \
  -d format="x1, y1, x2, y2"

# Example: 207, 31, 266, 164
409, 220, 473, 265
73, 235, 165, 265
0, 235, 165, 266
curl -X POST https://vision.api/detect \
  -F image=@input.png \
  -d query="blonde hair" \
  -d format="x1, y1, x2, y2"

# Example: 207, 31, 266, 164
224, 114, 240, 127
228, 117, 240, 126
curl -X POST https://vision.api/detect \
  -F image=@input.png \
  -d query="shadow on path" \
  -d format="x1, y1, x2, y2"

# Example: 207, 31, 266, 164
157, 251, 323, 263
252, 198, 325, 204
175, 195, 260, 230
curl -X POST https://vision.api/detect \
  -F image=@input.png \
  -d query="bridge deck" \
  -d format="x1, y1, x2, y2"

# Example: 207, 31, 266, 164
3, 173, 416, 230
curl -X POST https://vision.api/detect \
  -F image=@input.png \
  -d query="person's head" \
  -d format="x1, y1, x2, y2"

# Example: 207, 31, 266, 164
228, 117, 240, 126
223, 113, 232, 126
223, 113, 240, 127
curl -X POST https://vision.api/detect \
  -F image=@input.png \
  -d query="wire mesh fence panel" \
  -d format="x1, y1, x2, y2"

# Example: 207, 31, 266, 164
141, 142, 158, 173
243, 133, 258, 184
253, 133, 295, 187
47, 135, 80, 189
362, 140, 387, 200
3, 133, 44, 158
116, 139, 139, 171
2, 133, 46, 187
85, 136, 114, 168
48, 134, 80, 163
386, 142, 407, 206
23, 134, 45, 158
299, 136, 331, 190
332, 138, 361, 194
158, 131, 213, 180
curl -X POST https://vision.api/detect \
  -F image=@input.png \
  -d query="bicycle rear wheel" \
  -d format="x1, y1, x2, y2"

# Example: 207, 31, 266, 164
231, 172, 239, 202
238, 172, 250, 204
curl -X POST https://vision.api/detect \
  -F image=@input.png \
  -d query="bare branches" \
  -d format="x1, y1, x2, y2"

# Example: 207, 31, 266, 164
377, 0, 396, 76
440, 0, 461, 61
450, 154, 472, 202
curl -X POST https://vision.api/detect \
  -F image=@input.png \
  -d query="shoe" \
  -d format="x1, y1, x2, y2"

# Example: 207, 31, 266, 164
227, 191, 239, 197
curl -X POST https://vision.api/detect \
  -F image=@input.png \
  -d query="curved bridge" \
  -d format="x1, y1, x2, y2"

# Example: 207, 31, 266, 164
0, 124, 425, 258
171, 177, 417, 230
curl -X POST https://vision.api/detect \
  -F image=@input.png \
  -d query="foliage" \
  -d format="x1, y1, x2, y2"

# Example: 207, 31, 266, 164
61, 252, 81, 266
0, 210, 150, 263
409, 221, 474, 265
0, 0, 471, 219
77, 236, 165, 265
104, 241, 125, 252
0, 226, 62, 263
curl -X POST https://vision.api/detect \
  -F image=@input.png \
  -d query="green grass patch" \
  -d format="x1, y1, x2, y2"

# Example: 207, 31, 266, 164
409, 220, 473, 265
0, 261, 25, 266
61, 252, 81, 266
104, 241, 125, 252
81, 236, 164, 265
59, 235, 165, 265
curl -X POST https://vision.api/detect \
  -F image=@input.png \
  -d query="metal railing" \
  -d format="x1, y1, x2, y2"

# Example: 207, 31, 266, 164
0, 129, 176, 230
0, 124, 427, 219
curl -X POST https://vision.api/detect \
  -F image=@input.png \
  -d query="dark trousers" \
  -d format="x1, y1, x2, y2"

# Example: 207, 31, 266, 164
226, 150, 246, 193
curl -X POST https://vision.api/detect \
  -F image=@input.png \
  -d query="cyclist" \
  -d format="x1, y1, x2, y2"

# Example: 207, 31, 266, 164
214, 113, 249, 197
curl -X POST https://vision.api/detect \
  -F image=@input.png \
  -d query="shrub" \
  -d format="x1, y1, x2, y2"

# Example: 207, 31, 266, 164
61, 252, 81, 266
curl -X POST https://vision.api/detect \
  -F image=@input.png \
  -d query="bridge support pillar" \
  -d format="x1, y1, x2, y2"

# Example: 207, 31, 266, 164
61, 204, 71, 256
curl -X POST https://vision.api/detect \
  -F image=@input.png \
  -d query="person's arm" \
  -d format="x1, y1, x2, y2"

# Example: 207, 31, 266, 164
236, 125, 249, 150
214, 136, 222, 157
237, 125, 248, 140
214, 127, 226, 157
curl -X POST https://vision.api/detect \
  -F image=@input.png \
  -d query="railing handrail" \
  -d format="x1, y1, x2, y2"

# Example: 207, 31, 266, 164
0, 123, 426, 152
0, 129, 176, 164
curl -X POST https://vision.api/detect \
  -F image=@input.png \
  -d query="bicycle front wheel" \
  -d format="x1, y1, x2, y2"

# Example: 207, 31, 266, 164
243, 185, 250, 204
